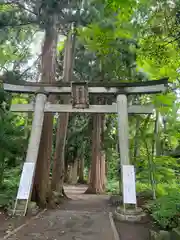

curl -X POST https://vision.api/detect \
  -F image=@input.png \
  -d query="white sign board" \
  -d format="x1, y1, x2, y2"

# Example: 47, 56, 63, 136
17, 162, 35, 200
122, 165, 137, 204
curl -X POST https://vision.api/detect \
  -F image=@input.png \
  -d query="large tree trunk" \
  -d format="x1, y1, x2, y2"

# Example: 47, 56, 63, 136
100, 114, 106, 191
32, 19, 58, 207
68, 164, 73, 184
87, 168, 91, 184
99, 151, 106, 191
64, 160, 69, 183
85, 114, 105, 194
50, 30, 76, 201
78, 158, 85, 183
71, 158, 78, 184
51, 114, 69, 192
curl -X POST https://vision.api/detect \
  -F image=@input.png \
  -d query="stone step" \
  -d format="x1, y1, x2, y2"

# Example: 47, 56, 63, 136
114, 206, 146, 222
15, 203, 27, 210
8, 201, 39, 216
8, 209, 24, 216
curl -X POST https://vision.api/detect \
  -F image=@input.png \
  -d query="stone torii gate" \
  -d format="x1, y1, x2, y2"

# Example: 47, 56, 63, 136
3, 78, 168, 216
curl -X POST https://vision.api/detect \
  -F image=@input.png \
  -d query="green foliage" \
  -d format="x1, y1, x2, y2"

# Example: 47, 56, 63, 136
106, 180, 119, 194
148, 190, 180, 230
106, 179, 180, 197
0, 88, 27, 207
106, 151, 119, 180
0, 167, 21, 208
136, 156, 179, 184
0, 110, 27, 207
65, 114, 90, 165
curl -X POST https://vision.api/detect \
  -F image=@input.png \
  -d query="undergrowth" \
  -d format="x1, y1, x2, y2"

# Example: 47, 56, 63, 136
147, 189, 180, 230
0, 167, 21, 209
106, 179, 180, 230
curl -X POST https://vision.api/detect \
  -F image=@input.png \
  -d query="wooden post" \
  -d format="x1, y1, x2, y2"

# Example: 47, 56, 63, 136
13, 90, 47, 216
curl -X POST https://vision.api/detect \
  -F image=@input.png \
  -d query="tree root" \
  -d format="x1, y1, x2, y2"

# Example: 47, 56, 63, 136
84, 186, 102, 194
62, 187, 70, 199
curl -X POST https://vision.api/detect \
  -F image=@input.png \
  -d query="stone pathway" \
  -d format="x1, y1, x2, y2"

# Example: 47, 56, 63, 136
5, 185, 116, 240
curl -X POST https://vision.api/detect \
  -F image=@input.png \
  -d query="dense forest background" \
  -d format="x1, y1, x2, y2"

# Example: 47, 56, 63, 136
1, 0, 180, 230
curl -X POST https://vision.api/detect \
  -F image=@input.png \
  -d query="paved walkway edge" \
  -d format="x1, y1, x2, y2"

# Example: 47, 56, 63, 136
109, 212, 120, 240
2, 209, 47, 240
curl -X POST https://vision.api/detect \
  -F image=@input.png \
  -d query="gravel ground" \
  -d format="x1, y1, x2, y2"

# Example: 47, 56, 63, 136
7, 210, 115, 240
2, 185, 115, 240
1, 185, 154, 240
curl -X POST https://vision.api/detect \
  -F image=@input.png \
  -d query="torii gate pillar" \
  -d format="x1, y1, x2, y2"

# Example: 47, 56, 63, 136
13, 90, 48, 216
116, 94, 146, 221
116, 94, 130, 166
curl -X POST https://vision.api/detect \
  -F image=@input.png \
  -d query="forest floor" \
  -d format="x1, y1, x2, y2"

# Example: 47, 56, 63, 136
0, 184, 152, 240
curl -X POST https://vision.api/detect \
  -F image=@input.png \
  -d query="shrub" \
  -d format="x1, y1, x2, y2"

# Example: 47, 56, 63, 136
0, 167, 21, 208
106, 180, 119, 194
136, 182, 151, 193
147, 189, 180, 230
